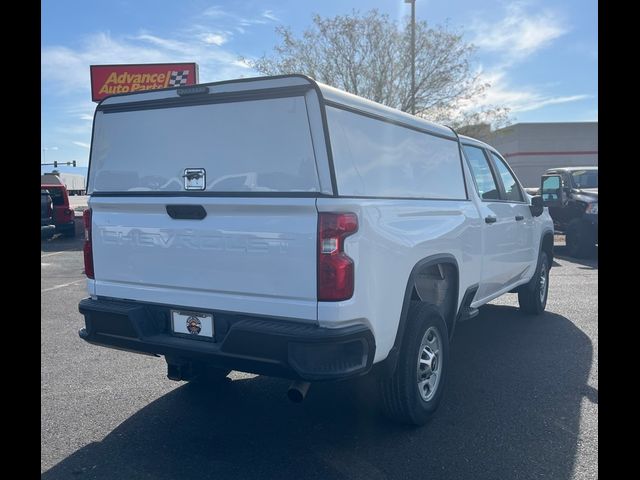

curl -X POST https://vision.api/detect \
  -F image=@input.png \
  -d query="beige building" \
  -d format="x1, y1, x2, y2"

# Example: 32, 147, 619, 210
480, 122, 598, 188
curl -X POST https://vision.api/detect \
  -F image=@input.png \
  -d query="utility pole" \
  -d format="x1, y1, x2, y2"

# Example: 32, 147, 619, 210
406, 0, 416, 115
42, 146, 58, 165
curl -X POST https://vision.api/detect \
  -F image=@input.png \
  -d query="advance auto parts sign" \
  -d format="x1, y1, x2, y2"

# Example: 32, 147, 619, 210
90, 63, 199, 102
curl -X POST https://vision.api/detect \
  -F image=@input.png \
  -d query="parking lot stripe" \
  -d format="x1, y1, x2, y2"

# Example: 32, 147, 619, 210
41, 251, 69, 258
41, 279, 85, 293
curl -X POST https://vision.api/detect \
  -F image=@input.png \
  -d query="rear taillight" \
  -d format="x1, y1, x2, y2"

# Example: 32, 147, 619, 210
83, 208, 94, 279
318, 212, 358, 301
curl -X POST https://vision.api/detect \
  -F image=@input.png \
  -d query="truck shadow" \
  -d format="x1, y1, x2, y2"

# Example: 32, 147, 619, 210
42, 305, 593, 480
553, 245, 598, 269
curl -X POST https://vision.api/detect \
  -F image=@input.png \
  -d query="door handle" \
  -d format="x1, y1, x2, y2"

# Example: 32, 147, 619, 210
485, 216, 497, 224
515, 215, 524, 221
166, 205, 207, 220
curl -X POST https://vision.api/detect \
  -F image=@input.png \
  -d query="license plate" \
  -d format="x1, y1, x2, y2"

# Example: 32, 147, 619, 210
171, 310, 214, 338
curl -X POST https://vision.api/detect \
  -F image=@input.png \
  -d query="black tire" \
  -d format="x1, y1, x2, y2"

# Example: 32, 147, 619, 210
379, 303, 449, 426
41, 227, 55, 240
518, 251, 550, 315
566, 219, 595, 258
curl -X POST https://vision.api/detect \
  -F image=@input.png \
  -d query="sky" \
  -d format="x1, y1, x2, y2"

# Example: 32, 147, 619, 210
41, 0, 598, 169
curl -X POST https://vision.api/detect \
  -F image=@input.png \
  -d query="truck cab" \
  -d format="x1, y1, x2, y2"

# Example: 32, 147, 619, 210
541, 166, 597, 257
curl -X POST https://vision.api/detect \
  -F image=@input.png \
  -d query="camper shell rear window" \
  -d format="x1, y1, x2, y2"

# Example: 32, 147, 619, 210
88, 95, 320, 194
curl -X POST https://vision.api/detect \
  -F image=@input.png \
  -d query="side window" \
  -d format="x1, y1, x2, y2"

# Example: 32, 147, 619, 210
326, 106, 467, 199
490, 152, 524, 202
462, 145, 500, 200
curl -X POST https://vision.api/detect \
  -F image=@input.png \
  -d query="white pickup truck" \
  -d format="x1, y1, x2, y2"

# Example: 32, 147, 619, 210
78, 75, 555, 425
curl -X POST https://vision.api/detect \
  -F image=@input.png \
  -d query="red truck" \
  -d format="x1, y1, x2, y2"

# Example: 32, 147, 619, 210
40, 182, 76, 237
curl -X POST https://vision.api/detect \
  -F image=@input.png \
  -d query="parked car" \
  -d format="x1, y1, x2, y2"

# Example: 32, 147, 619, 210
40, 183, 76, 237
41, 189, 55, 239
540, 167, 597, 257
78, 75, 555, 426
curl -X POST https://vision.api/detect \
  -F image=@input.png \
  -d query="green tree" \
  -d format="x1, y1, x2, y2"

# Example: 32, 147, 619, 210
247, 10, 509, 131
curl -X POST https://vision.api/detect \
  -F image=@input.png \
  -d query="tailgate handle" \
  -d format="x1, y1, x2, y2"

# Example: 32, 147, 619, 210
166, 205, 207, 220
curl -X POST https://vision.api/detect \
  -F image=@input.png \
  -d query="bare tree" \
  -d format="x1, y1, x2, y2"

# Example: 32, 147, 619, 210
247, 10, 509, 131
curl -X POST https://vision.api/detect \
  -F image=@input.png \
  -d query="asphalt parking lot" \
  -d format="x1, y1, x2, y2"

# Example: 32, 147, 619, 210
41, 234, 597, 480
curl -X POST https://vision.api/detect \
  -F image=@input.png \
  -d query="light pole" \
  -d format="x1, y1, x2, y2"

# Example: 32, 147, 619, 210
42, 146, 58, 165
405, 0, 416, 115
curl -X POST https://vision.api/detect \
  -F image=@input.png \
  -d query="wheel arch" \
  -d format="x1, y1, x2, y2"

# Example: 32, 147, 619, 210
375, 253, 459, 377
540, 229, 554, 265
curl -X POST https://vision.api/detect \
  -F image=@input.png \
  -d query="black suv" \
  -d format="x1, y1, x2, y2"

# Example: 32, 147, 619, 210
540, 166, 597, 257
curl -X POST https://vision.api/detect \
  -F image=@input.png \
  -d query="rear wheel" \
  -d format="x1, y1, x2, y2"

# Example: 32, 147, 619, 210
379, 303, 449, 425
41, 226, 55, 240
518, 251, 550, 315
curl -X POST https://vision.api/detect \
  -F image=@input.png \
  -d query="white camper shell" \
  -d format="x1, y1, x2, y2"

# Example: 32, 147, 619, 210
79, 75, 554, 425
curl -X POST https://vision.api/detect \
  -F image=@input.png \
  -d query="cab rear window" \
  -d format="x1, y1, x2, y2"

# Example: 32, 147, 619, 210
46, 187, 65, 206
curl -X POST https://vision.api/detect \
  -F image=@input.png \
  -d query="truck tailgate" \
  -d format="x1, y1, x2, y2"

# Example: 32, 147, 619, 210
90, 196, 318, 321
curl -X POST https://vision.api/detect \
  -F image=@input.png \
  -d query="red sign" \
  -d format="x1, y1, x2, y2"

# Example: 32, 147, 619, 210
90, 63, 199, 102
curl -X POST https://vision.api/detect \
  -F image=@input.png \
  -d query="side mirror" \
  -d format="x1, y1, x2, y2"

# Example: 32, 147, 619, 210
541, 174, 566, 207
530, 195, 544, 217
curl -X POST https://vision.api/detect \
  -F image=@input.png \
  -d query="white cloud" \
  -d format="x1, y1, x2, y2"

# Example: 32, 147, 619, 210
72, 141, 91, 149
55, 123, 93, 135
463, 5, 587, 121
200, 33, 228, 46
202, 5, 279, 26
471, 3, 568, 60
511, 94, 590, 112
232, 58, 252, 69
466, 69, 591, 115
262, 10, 279, 22
202, 6, 226, 18
132, 33, 187, 52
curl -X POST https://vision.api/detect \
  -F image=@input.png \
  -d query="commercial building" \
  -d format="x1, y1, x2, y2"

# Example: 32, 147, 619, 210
480, 122, 598, 187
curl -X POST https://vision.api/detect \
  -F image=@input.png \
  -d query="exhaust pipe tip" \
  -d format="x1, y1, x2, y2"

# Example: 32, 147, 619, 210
287, 381, 310, 403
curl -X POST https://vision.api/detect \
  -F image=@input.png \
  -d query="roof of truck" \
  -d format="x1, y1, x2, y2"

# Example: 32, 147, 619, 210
98, 74, 460, 141
315, 80, 455, 139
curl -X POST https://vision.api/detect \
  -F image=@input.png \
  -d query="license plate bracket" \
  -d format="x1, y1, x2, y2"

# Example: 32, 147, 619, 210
171, 310, 214, 340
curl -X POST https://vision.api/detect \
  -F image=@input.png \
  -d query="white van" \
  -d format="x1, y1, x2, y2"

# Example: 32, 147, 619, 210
79, 75, 555, 425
